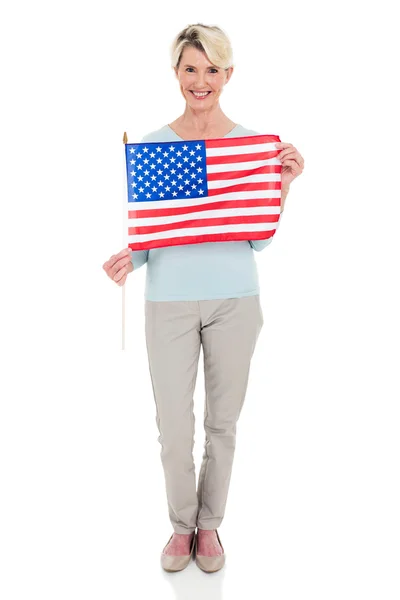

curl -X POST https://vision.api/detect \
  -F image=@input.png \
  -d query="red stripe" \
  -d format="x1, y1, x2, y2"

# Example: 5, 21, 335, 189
205, 134, 281, 148
207, 164, 282, 181
128, 230, 276, 251
129, 214, 280, 235
128, 197, 280, 219
206, 150, 278, 165
207, 182, 281, 196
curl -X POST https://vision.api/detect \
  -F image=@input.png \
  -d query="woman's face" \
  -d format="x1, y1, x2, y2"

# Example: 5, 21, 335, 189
174, 46, 233, 110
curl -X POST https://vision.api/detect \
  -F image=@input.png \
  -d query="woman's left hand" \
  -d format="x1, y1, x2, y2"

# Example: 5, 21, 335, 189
275, 142, 305, 191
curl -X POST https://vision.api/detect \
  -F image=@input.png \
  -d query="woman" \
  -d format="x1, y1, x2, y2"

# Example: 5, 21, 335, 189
103, 23, 304, 573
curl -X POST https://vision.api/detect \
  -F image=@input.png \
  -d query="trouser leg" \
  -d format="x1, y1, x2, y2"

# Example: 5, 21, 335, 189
196, 295, 264, 530
145, 300, 201, 534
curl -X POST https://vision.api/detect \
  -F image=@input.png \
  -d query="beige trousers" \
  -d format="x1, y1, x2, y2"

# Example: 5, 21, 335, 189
144, 295, 264, 534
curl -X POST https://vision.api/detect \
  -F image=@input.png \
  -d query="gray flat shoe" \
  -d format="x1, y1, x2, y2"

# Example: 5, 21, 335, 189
160, 532, 196, 572
195, 529, 226, 573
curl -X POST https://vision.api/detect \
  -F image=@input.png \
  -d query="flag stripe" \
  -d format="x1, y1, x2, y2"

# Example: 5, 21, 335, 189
206, 152, 280, 166
127, 190, 281, 212
128, 198, 280, 219
129, 215, 280, 235
129, 207, 280, 228
207, 174, 281, 188
207, 182, 281, 196
207, 164, 281, 180
128, 222, 279, 244
128, 230, 276, 251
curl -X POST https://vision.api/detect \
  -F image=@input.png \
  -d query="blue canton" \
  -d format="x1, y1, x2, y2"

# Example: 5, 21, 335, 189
125, 140, 209, 203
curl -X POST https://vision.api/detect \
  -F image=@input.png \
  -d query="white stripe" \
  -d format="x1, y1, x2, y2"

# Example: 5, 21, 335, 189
128, 206, 281, 227
207, 173, 280, 189
128, 222, 279, 243
127, 190, 281, 212
206, 158, 280, 173
206, 141, 278, 157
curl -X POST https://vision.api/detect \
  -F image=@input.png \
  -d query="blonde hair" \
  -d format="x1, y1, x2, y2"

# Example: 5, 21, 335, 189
170, 23, 234, 71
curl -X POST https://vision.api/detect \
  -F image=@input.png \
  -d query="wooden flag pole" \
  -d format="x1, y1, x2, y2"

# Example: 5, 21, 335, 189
122, 131, 128, 351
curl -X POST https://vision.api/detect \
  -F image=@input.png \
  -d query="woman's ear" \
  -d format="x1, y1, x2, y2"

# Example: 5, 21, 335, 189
225, 66, 234, 84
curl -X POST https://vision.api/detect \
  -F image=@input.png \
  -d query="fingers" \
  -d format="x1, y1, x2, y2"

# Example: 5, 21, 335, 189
103, 247, 132, 286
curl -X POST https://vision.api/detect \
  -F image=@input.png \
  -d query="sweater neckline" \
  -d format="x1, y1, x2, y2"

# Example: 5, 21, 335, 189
166, 123, 240, 141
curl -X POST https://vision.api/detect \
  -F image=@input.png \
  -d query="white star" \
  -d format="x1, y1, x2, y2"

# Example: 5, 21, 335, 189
129, 148, 135, 153
183, 156, 189, 162
172, 191, 178, 197
191, 184, 196, 189
143, 147, 149, 153
190, 161, 195, 168
157, 158, 162, 164
184, 167, 189, 174
197, 178, 203, 184
190, 150, 195, 156
196, 156, 202, 162
163, 151, 169, 157
146, 193, 151, 198
156, 146, 162, 152
178, 185, 184, 191
137, 164, 142, 170
185, 190, 191, 196
198, 189, 204, 195
132, 193, 138, 199
183, 145, 188, 151
138, 175, 143, 181
177, 162, 183, 168
158, 180, 164, 187
165, 186, 171, 192
184, 179, 190, 185
190, 173, 196, 179
137, 152, 142, 158
152, 186, 157, 192
150, 152, 155, 158
195, 143, 201, 150
139, 187, 144, 193
197, 167, 203, 172
176, 150, 182, 157
169, 145, 175, 152
159, 192, 165, 198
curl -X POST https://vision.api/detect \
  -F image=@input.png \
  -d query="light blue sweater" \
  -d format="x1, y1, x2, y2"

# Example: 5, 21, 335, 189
130, 124, 283, 301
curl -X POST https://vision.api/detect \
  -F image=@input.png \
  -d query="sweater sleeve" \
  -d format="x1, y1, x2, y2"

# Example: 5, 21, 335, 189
129, 135, 150, 271
249, 211, 283, 252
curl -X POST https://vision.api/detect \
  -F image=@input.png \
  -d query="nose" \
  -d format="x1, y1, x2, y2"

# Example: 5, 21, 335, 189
194, 72, 207, 88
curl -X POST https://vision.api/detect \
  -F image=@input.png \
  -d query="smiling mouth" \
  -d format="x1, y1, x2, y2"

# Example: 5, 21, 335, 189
190, 91, 211, 98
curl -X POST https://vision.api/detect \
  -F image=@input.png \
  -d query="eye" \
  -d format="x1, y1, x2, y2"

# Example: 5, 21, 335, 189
185, 68, 218, 73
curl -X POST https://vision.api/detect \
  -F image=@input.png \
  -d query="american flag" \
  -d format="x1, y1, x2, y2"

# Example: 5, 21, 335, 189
125, 133, 282, 250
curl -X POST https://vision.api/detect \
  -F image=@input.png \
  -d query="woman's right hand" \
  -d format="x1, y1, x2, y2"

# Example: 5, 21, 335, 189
102, 247, 133, 286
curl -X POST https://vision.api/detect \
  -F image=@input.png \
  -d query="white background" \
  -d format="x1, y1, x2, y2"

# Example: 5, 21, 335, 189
1, 1, 399, 598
